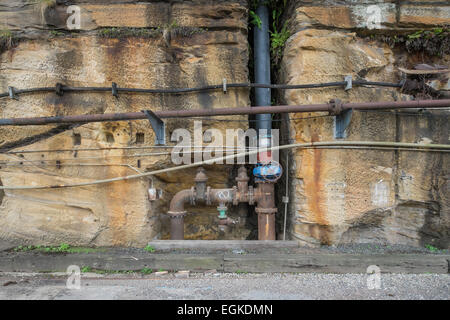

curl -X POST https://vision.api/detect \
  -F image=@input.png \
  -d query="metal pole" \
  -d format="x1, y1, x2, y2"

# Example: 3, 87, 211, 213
283, 152, 289, 240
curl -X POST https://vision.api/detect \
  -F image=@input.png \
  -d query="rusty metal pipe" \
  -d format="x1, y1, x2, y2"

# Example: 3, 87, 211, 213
254, 182, 277, 240
167, 189, 191, 240
0, 99, 448, 126
167, 166, 280, 240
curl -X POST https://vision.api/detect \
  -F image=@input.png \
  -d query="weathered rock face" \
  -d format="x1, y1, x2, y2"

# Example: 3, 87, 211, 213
279, 0, 449, 248
1, 0, 448, 249
0, 0, 250, 246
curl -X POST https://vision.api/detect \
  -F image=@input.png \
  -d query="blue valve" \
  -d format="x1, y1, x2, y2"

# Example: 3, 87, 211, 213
253, 161, 283, 182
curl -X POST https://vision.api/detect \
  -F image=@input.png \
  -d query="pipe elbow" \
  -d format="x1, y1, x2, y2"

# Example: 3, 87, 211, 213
168, 189, 191, 214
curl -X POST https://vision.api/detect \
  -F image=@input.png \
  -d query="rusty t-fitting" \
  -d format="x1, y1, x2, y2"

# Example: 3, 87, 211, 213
194, 167, 208, 200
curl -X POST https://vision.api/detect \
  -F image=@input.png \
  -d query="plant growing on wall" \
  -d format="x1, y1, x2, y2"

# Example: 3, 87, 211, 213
372, 27, 449, 57
0, 28, 17, 54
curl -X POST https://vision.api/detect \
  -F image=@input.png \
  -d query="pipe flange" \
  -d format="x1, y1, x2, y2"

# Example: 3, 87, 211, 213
328, 98, 343, 116
205, 186, 212, 206
190, 186, 196, 205
232, 186, 239, 206
255, 207, 278, 214
194, 167, 208, 183
248, 186, 255, 205
167, 211, 187, 218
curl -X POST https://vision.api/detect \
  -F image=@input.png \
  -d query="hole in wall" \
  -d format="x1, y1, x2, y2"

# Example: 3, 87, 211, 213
73, 133, 81, 145
105, 132, 115, 143
136, 132, 145, 144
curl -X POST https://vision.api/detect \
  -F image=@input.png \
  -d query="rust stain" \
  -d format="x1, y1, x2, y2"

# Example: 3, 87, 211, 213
108, 162, 129, 246
302, 133, 330, 244
307, 133, 327, 223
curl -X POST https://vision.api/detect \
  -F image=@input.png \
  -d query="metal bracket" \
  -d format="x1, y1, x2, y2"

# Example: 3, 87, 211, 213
344, 75, 352, 91
55, 83, 64, 96
335, 108, 353, 139
223, 78, 227, 94
141, 109, 166, 145
8, 87, 17, 100
112, 82, 119, 98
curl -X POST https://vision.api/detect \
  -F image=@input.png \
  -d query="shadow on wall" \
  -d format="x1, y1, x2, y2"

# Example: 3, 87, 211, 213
0, 178, 3, 205
340, 201, 449, 249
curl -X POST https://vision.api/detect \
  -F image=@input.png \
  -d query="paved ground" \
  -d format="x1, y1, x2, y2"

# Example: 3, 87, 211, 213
0, 272, 448, 300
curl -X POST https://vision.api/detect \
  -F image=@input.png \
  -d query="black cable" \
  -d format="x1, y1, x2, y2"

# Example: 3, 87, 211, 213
0, 80, 402, 99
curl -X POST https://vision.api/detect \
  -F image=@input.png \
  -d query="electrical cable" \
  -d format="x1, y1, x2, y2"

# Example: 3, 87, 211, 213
0, 80, 403, 99
0, 141, 448, 190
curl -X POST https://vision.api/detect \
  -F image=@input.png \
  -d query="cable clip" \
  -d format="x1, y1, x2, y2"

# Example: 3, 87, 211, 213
223, 78, 227, 94
344, 75, 352, 91
8, 86, 17, 100
112, 82, 119, 98
55, 83, 64, 96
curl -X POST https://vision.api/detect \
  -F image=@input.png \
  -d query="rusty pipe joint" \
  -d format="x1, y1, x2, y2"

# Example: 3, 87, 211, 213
235, 165, 250, 202
194, 167, 208, 201
168, 189, 193, 240
254, 181, 277, 240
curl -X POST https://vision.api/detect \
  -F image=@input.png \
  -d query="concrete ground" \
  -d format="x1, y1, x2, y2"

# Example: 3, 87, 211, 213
0, 272, 448, 300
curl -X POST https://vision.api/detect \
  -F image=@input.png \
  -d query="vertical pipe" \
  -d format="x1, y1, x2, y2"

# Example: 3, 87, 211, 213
170, 216, 184, 240
283, 152, 289, 240
253, 1, 276, 240
255, 183, 277, 240
253, 2, 272, 134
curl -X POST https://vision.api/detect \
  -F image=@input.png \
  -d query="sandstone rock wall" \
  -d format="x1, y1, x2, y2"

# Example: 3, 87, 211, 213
279, 0, 449, 248
0, 0, 250, 246
1, 0, 449, 248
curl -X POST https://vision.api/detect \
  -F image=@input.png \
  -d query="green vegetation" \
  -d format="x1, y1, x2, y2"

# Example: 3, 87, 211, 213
249, 10, 262, 29
0, 28, 17, 54
371, 27, 449, 57
144, 245, 156, 253
248, 1, 290, 68
235, 270, 248, 274
81, 266, 92, 273
97, 22, 205, 40
425, 244, 439, 253
36, 0, 56, 6
98, 27, 161, 39
80, 267, 136, 274
13, 243, 101, 254
141, 267, 153, 274
269, 1, 290, 66
49, 30, 65, 38
170, 26, 205, 38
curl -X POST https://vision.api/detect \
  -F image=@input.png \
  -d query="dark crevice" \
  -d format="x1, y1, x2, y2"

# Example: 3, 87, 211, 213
0, 124, 83, 153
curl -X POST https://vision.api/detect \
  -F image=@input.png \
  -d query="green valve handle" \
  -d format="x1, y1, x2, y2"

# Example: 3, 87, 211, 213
218, 210, 227, 219
217, 205, 228, 219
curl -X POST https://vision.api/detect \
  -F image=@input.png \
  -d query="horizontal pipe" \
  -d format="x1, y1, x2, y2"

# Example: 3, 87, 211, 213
0, 99, 449, 126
